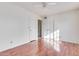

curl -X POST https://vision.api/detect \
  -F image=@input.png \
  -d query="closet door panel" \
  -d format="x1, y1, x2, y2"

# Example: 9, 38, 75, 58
28, 17, 38, 41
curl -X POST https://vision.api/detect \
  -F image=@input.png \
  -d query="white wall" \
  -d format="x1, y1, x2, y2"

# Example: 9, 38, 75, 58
0, 3, 39, 51
42, 9, 79, 44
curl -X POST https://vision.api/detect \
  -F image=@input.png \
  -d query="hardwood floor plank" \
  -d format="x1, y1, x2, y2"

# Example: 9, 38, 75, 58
0, 39, 79, 56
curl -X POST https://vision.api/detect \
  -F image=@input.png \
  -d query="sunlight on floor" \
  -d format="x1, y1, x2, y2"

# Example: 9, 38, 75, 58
44, 29, 60, 52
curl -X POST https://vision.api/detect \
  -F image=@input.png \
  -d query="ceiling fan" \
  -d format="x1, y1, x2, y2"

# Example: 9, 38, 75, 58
41, 2, 56, 7
33, 2, 56, 8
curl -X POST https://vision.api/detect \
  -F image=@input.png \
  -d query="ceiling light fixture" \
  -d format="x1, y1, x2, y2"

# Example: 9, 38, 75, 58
42, 2, 47, 7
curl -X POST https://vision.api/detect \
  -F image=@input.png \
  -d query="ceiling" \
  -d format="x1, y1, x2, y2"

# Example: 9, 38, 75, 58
10, 2, 79, 17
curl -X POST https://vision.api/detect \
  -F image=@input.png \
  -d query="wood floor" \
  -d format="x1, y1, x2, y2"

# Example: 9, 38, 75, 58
0, 39, 79, 56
